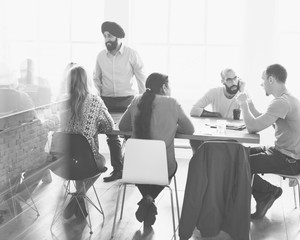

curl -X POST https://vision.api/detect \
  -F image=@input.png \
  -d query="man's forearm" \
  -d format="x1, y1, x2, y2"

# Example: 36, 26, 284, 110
200, 109, 221, 118
248, 101, 261, 118
240, 102, 257, 133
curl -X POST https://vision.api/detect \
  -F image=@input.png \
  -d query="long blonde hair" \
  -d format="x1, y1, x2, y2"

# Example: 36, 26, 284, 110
67, 65, 89, 121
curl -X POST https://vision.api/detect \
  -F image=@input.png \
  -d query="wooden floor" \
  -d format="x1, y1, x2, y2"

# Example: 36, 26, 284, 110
1, 139, 300, 240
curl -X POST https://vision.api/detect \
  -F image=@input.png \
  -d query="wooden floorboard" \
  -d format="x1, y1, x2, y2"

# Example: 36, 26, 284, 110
1, 147, 300, 240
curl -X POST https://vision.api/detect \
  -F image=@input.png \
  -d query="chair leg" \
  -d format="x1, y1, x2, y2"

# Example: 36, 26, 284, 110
120, 184, 127, 220
82, 184, 93, 234
111, 184, 124, 239
50, 184, 71, 233
173, 176, 180, 223
7, 177, 18, 219
7, 175, 40, 220
292, 185, 297, 209
297, 178, 300, 210
19, 181, 40, 216
166, 186, 177, 240
91, 184, 105, 217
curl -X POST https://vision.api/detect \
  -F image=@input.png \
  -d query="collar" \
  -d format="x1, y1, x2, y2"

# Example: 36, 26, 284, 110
106, 43, 124, 56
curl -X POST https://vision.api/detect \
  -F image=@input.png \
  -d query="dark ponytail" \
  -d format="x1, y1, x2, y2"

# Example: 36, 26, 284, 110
135, 73, 168, 139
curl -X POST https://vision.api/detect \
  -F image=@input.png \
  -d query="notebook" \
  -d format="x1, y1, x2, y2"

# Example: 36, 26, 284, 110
226, 122, 246, 130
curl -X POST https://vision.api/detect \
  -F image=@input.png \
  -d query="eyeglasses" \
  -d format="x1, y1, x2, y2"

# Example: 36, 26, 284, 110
225, 76, 239, 82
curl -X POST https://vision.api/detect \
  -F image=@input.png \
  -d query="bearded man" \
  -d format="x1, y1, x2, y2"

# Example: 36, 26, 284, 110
190, 68, 245, 118
93, 21, 146, 182
94, 21, 146, 112
189, 68, 246, 153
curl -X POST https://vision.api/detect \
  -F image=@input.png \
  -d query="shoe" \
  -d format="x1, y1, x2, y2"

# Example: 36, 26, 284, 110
144, 203, 157, 227
100, 167, 108, 173
103, 170, 122, 182
74, 197, 88, 220
63, 197, 77, 219
251, 187, 283, 220
289, 179, 298, 187
42, 169, 52, 184
135, 197, 153, 222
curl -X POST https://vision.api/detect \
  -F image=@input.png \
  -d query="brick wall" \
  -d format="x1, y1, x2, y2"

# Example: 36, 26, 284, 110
0, 101, 65, 194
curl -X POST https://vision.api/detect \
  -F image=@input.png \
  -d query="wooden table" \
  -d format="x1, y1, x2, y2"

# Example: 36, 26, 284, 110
108, 113, 260, 144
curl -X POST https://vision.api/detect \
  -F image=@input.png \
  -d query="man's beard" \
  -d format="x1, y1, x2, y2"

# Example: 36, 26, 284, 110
105, 39, 118, 51
225, 82, 239, 95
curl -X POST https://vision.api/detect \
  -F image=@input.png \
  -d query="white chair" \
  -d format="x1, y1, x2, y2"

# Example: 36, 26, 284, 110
111, 139, 180, 239
277, 174, 300, 209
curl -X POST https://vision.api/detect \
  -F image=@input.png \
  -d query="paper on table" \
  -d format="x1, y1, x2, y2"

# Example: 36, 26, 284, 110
226, 122, 246, 130
206, 121, 246, 131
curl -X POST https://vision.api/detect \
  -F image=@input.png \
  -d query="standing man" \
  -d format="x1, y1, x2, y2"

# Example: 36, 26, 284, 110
236, 64, 300, 219
94, 21, 146, 182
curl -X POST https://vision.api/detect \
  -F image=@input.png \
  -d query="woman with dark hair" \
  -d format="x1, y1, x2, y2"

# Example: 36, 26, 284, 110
60, 65, 114, 219
119, 72, 194, 227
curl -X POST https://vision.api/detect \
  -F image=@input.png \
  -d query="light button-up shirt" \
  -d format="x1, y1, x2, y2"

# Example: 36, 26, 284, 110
93, 44, 146, 97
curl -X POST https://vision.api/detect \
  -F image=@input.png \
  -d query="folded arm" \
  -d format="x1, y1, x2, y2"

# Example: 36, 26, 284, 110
190, 89, 222, 118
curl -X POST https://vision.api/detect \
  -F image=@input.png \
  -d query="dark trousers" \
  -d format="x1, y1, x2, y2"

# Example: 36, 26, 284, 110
136, 163, 178, 200
101, 96, 134, 113
101, 96, 134, 172
250, 146, 300, 202
106, 134, 123, 171
189, 140, 204, 154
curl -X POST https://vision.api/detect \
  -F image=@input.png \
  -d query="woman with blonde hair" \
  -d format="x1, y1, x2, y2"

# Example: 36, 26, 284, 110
60, 65, 114, 219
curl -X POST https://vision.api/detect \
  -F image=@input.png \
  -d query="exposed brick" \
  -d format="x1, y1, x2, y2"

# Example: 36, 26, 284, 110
0, 101, 63, 192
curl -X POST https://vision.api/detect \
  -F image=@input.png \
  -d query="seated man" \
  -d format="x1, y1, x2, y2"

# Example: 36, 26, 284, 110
189, 68, 245, 152
190, 68, 245, 118
236, 64, 300, 219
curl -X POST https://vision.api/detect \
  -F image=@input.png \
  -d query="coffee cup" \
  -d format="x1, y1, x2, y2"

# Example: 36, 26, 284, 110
233, 108, 241, 120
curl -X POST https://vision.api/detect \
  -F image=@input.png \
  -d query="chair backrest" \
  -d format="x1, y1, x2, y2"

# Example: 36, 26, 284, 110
122, 138, 169, 185
179, 140, 251, 240
49, 132, 100, 181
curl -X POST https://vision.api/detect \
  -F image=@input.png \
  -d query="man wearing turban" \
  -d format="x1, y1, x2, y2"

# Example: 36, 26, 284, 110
93, 21, 146, 182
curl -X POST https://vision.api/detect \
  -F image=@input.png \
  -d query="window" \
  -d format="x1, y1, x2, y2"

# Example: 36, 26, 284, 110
130, 0, 244, 104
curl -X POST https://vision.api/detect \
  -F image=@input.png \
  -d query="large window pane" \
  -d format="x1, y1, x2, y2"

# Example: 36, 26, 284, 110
72, 43, 100, 76
169, 46, 205, 97
39, 43, 70, 92
131, 0, 169, 44
170, 0, 206, 44
38, 0, 71, 41
278, 0, 300, 32
71, 0, 104, 41
278, 34, 300, 98
134, 45, 168, 77
6, 0, 37, 41
206, 0, 243, 45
